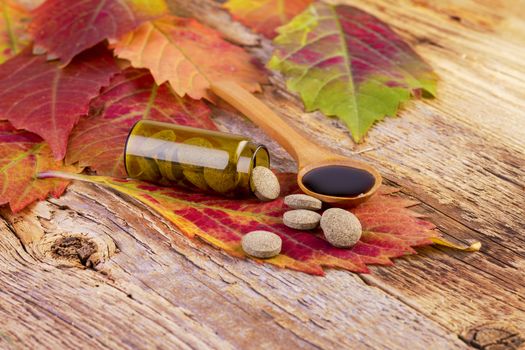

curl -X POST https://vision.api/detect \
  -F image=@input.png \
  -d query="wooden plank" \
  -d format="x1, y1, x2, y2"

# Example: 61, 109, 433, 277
0, 187, 466, 349
238, 0, 525, 344
0, 0, 524, 349
209, 2, 525, 342
152, 0, 525, 345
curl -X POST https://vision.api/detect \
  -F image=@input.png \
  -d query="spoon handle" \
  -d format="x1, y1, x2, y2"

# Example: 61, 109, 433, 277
211, 81, 326, 165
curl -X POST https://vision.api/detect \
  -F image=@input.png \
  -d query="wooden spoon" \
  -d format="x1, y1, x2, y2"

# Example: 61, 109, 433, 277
211, 81, 382, 206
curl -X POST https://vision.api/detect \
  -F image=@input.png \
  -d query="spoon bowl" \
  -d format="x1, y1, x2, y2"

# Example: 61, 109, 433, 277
297, 158, 382, 205
211, 81, 382, 206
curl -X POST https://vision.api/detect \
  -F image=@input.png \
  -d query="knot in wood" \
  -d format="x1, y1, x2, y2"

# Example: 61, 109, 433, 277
462, 326, 524, 350
51, 235, 98, 266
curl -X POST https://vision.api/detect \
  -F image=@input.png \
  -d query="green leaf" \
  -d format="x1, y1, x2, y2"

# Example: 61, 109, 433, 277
268, 3, 437, 142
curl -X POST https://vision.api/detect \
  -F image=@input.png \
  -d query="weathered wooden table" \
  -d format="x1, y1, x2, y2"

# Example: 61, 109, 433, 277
1, 0, 524, 349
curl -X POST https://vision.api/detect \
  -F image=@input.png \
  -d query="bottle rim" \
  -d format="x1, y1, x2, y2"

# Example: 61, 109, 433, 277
248, 144, 271, 195
123, 120, 142, 177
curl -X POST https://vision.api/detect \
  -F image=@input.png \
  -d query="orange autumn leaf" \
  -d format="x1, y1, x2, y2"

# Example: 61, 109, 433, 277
224, 0, 313, 38
39, 171, 441, 275
112, 16, 266, 100
0, 121, 80, 212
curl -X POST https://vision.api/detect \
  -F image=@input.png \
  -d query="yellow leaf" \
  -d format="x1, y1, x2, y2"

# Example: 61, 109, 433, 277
224, 0, 313, 38
431, 237, 481, 251
0, 0, 31, 63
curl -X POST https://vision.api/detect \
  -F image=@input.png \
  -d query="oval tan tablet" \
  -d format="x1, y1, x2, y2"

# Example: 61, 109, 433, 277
320, 208, 362, 248
241, 230, 282, 258
284, 194, 322, 210
283, 209, 321, 230
250, 166, 280, 201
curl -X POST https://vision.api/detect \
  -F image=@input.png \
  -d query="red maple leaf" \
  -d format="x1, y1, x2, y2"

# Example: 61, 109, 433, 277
29, 0, 168, 64
0, 45, 119, 160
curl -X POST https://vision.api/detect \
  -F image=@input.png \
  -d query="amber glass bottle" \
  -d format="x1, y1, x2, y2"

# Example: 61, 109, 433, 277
124, 120, 270, 196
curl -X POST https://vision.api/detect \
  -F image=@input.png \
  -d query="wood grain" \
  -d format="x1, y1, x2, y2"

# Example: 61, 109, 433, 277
0, 186, 466, 349
1, 0, 524, 349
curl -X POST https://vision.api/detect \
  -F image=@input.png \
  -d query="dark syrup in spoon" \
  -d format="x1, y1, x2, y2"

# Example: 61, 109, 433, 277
302, 165, 376, 197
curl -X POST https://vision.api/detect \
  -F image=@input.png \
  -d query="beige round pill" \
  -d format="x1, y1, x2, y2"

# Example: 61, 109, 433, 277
283, 209, 321, 230
284, 194, 322, 210
241, 230, 282, 258
250, 166, 280, 201
321, 208, 362, 248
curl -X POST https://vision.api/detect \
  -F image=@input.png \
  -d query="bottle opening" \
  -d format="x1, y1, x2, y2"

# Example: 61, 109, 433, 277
248, 144, 270, 194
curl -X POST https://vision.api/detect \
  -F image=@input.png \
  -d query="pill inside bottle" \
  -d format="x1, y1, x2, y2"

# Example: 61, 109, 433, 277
124, 120, 270, 196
